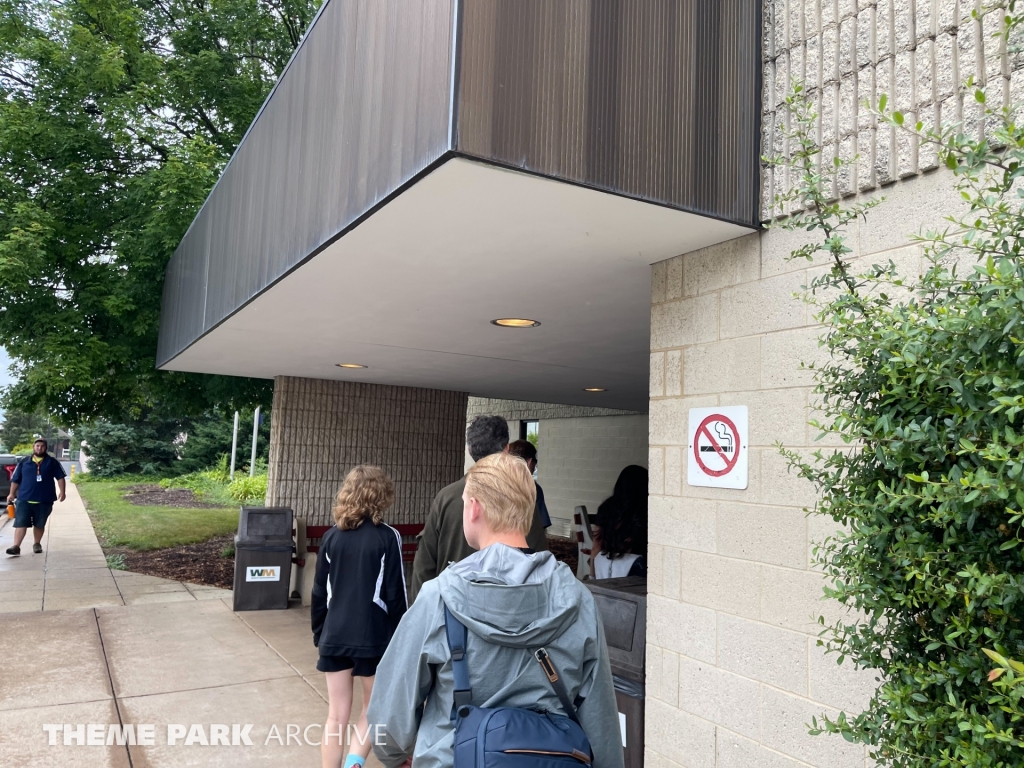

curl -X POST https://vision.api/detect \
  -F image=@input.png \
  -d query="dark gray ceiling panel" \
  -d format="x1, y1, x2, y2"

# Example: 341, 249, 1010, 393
454, 0, 762, 227
157, 0, 457, 367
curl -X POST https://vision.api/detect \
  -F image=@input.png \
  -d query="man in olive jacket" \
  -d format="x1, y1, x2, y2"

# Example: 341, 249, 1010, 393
410, 415, 547, 601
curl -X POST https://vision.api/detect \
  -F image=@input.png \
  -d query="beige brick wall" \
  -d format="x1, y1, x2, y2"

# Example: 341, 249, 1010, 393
267, 377, 468, 527
463, 398, 648, 536
466, 396, 640, 423
535, 414, 649, 534
646, 164, 974, 767
763, 0, 1024, 220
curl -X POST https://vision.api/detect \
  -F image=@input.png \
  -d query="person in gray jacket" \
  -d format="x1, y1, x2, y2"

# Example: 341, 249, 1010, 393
367, 452, 624, 768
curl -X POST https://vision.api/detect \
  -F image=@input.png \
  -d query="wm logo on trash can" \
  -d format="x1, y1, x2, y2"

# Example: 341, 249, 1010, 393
245, 566, 281, 582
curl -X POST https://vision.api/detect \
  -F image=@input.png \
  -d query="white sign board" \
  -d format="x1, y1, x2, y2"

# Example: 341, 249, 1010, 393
245, 566, 282, 582
687, 406, 749, 489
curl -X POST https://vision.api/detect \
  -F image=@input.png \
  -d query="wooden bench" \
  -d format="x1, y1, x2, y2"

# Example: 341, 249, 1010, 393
294, 523, 423, 567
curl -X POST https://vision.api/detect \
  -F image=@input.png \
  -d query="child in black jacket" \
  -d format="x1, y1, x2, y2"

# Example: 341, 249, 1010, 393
312, 465, 407, 768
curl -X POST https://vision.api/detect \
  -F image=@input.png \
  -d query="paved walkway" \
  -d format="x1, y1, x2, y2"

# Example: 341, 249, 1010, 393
0, 484, 373, 767
0, 484, 229, 611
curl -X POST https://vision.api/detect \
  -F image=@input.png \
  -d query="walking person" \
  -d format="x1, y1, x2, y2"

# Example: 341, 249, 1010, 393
312, 466, 408, 768
411, 416, 548, 601
368, 452, 624, 768
5, 439, 66, 556
505, 439, 551, 529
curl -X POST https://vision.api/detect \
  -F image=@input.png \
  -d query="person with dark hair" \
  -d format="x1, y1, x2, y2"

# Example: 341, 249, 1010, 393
410, 416, 548, 601
590, 465, 648, 579
5, 438, 66, 556
505, 439, 551, 529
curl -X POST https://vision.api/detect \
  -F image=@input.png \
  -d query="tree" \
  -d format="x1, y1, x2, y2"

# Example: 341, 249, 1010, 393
0, 0, 319, 424
0, 409, 53, 451
78, 418, 180, 476
770, 14, 1024, 763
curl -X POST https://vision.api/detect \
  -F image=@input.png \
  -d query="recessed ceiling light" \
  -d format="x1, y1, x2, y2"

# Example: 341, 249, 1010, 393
583, 387, 607, 392
336, 363, 367, 369
491, 318, 541, 328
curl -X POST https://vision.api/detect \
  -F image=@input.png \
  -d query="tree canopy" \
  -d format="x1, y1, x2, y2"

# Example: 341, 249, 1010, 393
0, 0, 320, 425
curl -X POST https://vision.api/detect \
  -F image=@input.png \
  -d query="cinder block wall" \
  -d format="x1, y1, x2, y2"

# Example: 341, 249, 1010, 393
537, 415, 649, 532
646, 171, 968, 768
644, 1, 1005, 765
762, 0, 1022, 219
465, 398, 647, 534
267, 377, 468, 528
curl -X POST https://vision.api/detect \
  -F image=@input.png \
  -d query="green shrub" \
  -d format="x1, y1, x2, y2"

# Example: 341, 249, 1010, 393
227, 473, 267, 504
770, 70, 1024, 765
105, 553, 127, 570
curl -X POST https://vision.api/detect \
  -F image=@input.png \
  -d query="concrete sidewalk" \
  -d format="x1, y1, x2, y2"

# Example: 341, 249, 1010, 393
0, 484, 370, 767
0, 483, 229, 611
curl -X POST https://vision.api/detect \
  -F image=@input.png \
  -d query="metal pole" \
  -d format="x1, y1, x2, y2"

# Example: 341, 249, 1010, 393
230, 411, 239, 480
249, 406, 261, 477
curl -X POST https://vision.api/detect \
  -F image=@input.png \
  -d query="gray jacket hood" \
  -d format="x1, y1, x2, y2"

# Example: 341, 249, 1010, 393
368, 544, 624, 768
437, 544, 583, 648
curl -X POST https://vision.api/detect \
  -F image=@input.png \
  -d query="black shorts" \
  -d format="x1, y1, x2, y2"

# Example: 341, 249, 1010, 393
14, 500, 52, 529
317, 655, 382, 676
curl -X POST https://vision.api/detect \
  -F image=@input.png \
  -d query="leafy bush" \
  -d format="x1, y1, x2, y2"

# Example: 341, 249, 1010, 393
770, 64, 1024, 765
227, 473, 267, 504
162, 455, 266, 506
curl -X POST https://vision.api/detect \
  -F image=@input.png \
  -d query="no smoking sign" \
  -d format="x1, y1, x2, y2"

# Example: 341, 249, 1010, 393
687, 406, 749, 489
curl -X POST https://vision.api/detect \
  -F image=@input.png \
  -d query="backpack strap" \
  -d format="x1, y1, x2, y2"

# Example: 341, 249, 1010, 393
443, 606, 473, 719
534, 648, 583, 727
444, 606, 585, 728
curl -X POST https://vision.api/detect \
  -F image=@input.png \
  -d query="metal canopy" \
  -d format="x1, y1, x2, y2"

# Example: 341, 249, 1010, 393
157, 0, 762, 409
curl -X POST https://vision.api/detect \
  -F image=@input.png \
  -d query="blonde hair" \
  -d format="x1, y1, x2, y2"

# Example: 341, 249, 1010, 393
465, 452, 536, 534
332, 465, 395, 530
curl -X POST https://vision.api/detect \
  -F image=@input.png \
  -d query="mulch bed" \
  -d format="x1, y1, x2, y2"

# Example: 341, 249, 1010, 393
546, 535, 578, 575
122, 484, 224, 509
106, 483, 579, 589
110, 535, 235, 589
111, 534, 578, 590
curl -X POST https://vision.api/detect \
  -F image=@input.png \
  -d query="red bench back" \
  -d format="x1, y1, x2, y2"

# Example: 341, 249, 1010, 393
301, 523, 423, 563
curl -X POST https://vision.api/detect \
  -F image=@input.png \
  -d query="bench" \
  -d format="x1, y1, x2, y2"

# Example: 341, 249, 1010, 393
293, 522, 423, 568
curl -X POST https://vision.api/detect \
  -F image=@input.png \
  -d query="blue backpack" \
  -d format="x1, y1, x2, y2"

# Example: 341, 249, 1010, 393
444, 606, 594, 768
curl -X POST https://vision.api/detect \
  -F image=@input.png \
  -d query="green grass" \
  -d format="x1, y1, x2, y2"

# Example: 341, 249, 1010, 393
77, 481, 238, 551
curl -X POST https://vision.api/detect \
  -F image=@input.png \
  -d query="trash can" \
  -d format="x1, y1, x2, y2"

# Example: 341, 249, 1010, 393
232, 507, 295, 612
586, 577, 647, 768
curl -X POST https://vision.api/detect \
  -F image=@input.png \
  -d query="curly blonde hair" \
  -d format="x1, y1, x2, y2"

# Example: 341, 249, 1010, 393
332, 465, 395, 530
